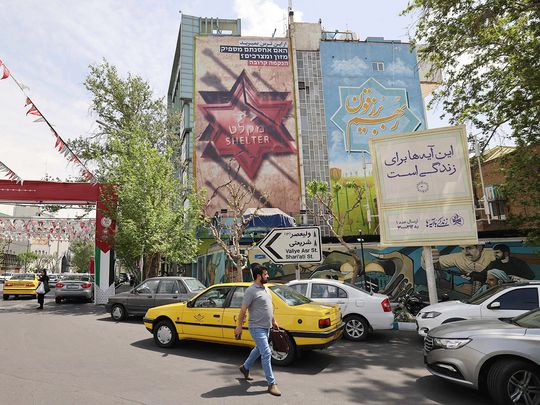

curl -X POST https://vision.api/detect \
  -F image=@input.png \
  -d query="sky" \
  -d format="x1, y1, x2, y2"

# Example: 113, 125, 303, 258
0, 0, 444, 184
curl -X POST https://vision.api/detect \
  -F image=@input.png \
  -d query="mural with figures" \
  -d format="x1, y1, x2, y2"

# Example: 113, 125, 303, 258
320, 40, 426, 235
194, 241, 539, 303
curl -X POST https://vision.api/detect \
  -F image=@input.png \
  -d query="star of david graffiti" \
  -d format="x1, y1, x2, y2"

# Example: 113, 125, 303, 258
198, 70, 295, 180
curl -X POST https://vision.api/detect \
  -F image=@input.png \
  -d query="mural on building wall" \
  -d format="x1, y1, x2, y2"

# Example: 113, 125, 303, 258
320, 41, 427, 235
194, 241, 539, 302
194, 36, 300, 215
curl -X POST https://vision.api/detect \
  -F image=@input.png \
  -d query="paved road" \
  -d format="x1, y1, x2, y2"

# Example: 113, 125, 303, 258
0, 295, 494, 405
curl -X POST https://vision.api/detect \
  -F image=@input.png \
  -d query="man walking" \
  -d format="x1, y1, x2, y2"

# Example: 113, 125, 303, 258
235, 264, 281, 396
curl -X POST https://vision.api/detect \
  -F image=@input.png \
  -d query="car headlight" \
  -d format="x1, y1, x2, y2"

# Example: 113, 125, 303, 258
422, 311, 441, 319
432, 338, 471, 350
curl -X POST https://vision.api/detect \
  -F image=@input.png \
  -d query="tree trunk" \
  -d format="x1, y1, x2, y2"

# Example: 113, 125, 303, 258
350, 255, 363, 285
235, 258, 243, 282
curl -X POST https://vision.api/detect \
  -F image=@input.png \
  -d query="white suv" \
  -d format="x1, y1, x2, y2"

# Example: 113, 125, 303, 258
416, 282, 540, 336
287, 279, 394, 341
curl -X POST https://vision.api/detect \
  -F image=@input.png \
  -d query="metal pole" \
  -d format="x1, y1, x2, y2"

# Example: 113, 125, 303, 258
423, 246, 438, 305
359, 232, 367, 290
474, 137, 491, 224
361, 152, 371, 227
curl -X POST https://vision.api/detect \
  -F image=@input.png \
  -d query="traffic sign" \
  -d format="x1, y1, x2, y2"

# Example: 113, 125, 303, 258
258, 226, 322, 264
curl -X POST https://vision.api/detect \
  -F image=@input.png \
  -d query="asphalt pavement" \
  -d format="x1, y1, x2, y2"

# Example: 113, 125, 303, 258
0, 288, 494, 405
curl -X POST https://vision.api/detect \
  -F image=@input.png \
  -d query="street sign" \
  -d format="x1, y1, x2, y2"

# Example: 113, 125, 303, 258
258, 226, 322, 264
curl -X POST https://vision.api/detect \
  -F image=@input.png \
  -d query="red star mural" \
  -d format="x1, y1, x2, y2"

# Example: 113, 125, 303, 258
198, 70, 296, 179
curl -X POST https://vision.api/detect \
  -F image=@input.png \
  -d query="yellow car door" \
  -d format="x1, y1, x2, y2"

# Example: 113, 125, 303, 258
181, 286, 233, 339
222, 286, 250, 342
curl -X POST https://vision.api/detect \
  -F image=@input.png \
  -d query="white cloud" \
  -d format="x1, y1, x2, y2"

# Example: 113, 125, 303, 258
386, 57, 413, 75
234, 0, 303, 37
330, 56, 370, 77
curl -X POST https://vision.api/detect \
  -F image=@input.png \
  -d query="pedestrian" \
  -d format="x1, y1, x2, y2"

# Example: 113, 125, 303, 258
235, 264, 281, 396
36, 269, 50, 310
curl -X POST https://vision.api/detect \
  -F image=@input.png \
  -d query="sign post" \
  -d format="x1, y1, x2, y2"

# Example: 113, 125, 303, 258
258, 226, 322, 265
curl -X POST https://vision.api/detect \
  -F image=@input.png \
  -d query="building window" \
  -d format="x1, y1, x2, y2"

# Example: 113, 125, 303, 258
372, 61, 384, 71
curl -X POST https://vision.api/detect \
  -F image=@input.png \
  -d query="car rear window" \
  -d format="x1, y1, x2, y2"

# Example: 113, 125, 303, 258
184, 278, 205, 291
10, 274, 36, 280
63, 275, 91, 282
270, 285, 312, 306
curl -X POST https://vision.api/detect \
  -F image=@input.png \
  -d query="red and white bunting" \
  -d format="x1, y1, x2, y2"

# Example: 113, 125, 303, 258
1, 58, 95, 182
0, 161, 23, 184
0, 59, 10, 80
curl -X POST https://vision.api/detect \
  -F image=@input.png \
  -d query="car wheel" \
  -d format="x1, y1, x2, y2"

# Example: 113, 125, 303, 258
111, 304, 127, 321
343, 315, 370, 341
270, 332, 296, 366
487, 359, 540, 405
55, 297, 62, 304
153, 319, 178, 348
2, 294, 8, 300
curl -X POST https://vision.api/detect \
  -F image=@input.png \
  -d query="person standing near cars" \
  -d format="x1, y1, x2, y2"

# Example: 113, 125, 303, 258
37, 269, 50, 310
235, 264, 281, 397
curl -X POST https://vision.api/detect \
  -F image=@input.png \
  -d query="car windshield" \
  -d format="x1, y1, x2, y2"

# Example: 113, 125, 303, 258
513, 308, 540, 328
10, 273, 35, 280
466, 285, 506, 304
184, 278, 205, 291
270, 285, 312, 306
63, 275, 91, 282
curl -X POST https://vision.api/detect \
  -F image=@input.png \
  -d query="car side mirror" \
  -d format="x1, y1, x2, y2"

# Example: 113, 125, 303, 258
187, 300, 194, 308
488, 301, 501, 309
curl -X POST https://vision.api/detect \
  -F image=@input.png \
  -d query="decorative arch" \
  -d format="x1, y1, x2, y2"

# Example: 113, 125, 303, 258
0, 180, 116, 304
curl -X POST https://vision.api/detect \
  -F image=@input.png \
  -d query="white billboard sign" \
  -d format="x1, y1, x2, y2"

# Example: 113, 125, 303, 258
370, 126, 478, 246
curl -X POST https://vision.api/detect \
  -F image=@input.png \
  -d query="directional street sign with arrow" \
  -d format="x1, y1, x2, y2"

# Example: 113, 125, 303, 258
258, 226, 322, 264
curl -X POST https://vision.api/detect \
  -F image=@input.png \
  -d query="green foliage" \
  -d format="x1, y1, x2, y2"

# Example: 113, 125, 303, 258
403, 0, 540, 241
403, 0, 540, 146
17, 252, 38, 271
72, 61, 201, 275
499, 146, 540, 244
69, 240, 94, 273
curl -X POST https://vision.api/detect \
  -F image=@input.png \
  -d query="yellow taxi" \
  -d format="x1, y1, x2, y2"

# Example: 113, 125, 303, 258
3, 273, 39, 300
143, 282, 344, 366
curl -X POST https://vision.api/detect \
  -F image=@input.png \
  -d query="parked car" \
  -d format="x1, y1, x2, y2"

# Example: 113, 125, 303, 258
424, 308, 540, 405
143, 282, 344, 366
2, 273, 39, 300
106, 277, 206, 321
0, 272, 14, 283
287, 278, 394, 341
54, 273, 94, 303
416, 282, 540, 337
48, 273, 60, 288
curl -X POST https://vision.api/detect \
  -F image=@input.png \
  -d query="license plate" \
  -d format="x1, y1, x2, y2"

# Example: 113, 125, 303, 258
67, 285, 78, 289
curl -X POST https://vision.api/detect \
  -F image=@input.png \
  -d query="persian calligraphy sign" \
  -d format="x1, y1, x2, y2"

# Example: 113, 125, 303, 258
195, 36, 299, 215
332, 78, 422, 153
258, 226, 322, 263
369, 126, 478, 246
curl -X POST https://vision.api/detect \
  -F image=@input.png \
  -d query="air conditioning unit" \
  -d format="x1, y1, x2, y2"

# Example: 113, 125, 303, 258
484, 185, 497, 202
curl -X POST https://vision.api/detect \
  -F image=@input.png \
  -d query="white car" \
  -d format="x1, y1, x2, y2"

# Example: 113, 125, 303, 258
287, 278, 394, 341
0, 272, 13, 283
416, 282, 540, 337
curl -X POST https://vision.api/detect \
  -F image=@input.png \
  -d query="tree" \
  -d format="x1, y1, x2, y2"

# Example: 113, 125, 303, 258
16, 252, 38, 272
403, 0, 540, 241
200, 163, 268, 282
71, 61, 202, 278
70, 240, 94, 273
306, 180, 365, 284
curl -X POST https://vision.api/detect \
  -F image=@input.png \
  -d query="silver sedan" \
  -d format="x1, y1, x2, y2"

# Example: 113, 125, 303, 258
54, 274, 94, 303
424, 308, 540, 405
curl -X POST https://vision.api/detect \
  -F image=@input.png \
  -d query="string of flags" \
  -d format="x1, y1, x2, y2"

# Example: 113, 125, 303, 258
0, 161, 23, 184
0, 58, 94, 181
0, 218, 95, 242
